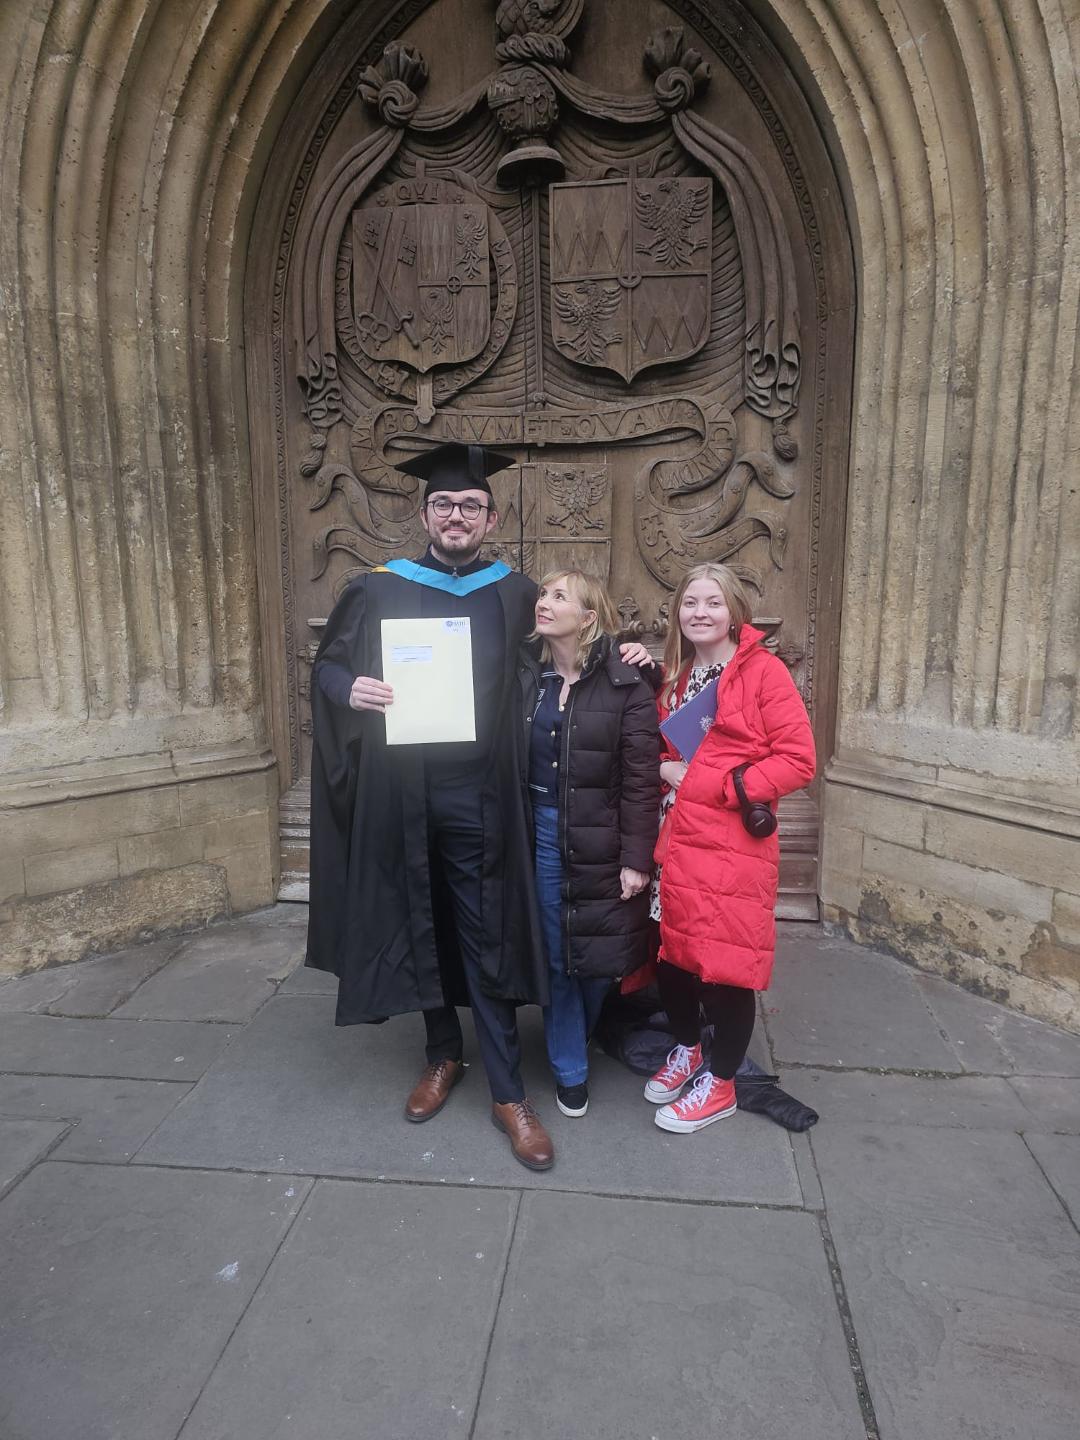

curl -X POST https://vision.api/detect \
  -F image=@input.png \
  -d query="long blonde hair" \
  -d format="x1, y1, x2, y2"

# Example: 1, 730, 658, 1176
661, 563, 753, 705
531, 569, 618, 672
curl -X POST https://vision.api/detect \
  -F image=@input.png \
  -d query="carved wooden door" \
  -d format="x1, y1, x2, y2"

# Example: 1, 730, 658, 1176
269, 1, 850, 915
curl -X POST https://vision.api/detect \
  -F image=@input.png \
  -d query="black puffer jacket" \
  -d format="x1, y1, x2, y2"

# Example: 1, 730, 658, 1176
517, 636, 660, 980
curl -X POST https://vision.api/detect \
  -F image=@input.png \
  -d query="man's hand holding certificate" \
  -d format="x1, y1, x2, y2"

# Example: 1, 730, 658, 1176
380, 617, 476, 744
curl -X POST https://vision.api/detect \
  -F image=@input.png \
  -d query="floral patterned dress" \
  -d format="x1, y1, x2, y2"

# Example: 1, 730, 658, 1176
649, 661, 726, 923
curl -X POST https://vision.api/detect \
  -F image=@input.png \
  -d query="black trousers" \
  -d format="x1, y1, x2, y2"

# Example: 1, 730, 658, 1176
421, 770, 525, 1104
657, 961, 756, 1081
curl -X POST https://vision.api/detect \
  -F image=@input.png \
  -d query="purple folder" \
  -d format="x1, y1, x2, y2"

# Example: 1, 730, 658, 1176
660, 676, 719, 762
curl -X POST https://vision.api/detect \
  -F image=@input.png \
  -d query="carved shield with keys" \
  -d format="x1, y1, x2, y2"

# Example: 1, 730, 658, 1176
351, 203, 491, 373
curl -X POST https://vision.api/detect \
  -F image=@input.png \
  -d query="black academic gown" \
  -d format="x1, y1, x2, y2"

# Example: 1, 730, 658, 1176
305, 564, 547, 1026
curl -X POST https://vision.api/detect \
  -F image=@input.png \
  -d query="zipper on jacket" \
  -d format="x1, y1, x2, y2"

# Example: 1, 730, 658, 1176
560, 685, 576, 977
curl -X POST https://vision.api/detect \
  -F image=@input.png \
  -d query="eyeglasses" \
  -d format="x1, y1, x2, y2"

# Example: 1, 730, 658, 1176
427, 497, 490, 520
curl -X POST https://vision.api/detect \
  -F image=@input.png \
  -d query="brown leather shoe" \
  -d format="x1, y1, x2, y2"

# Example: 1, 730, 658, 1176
404, 1059, 465, 1123
491, 1099, 555, 1171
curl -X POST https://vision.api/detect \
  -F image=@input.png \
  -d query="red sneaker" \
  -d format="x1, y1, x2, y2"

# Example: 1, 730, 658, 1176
643, 1043, 704, 1103
654, 1072, 737, 1133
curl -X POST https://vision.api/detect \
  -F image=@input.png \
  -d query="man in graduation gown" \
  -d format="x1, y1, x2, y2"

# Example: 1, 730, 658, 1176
305, 441, 556, 1170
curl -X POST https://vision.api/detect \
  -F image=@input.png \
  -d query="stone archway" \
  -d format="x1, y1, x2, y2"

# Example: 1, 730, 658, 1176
3, 0, 1077, 1026
244, 0, 856, 912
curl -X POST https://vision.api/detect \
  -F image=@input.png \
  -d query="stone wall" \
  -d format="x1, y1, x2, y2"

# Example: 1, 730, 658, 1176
822, 776, 1080, 1031
756, 0, 1080, 1029
0, 0, 1077, 1026
1, 763, 277, 976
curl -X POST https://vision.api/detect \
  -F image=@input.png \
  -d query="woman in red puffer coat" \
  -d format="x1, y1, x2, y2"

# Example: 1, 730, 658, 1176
644, 562, 816, 1136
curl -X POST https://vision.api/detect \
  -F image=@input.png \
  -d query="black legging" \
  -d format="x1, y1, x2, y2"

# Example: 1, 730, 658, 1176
657, 961, 756, 1080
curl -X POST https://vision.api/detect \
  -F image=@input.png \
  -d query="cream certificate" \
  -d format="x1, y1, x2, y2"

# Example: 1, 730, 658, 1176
381, 616, 476, 745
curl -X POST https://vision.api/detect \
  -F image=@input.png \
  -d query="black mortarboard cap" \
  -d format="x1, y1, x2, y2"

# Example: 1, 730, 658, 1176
394, 442, 516, 500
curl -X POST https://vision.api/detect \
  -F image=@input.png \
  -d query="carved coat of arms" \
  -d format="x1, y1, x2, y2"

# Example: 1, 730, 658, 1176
550, 176, 712, 382
351, 203, 491, 372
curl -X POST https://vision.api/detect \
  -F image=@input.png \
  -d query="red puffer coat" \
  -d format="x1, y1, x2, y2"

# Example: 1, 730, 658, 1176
657, 626, 816, 990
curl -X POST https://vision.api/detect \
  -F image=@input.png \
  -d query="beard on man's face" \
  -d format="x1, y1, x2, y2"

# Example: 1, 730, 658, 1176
428, 520, 487, 561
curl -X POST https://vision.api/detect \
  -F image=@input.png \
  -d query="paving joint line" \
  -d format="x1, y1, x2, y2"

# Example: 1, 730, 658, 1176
467, 1188, 522, 1440
1018, 1131, 1080, 1239
1, 1013, 247, 1027
0, 1074, 192, 1095
775, 1060, 1080, 1080
0, 1069, 220, 1084
0, 1119, 76, 1203
171, 1179, 317, 1440
126, 1085, 201, 1166
910, 970, 967, 1070
271, 989, 337, 998
39, 1154, 812, 1212
815, 1200, 881, 1440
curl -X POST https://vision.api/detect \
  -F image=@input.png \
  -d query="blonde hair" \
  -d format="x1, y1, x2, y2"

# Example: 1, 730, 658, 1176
661, 563, 753, 705
532, 569, 618, 671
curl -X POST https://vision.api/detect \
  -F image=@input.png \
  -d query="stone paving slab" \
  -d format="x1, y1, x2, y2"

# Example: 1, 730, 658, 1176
1025, 1133, 1080, 1230
0, 1075, 192, 1162
472, 1190, 865, 1440
136, 995, 802, 1205
811, 1123, 1080, 1440
112, 922, 304, 1022
0, 938, 180, 1016
0, 1013, 235, 1081
764, 933, 958, 1071
277, 961, 784, 1080
0, 1118, 70, 1198
1006, 1076, 1080, 1133
914, 970, 1080, 1076
797, 1068, 1033, 1131
44, 939, 182, 1016
234, 902, 309, 929
179, 1180, 516, 1440
0, 967, 93, 1015
276, 962, 337, 994
0, 1162, 311, 1440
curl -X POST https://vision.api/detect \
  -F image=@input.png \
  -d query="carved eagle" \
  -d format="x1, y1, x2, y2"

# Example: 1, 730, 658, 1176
455, 211, 485, 279
553, 281, 622, 365
634, 180, 709, 269
546, 468, 607, 535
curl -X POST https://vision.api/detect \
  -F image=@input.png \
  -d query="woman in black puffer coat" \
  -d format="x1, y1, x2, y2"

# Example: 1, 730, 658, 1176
517, 570, 660, 1118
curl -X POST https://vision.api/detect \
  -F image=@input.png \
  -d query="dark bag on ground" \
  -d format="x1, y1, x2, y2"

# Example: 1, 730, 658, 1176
593, 989, 818, 1132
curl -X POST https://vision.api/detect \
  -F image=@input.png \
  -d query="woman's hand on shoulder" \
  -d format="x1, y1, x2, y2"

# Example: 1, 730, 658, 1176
618, 641, 654, 670
619, 867, 650, 900
660, 759, 688, 791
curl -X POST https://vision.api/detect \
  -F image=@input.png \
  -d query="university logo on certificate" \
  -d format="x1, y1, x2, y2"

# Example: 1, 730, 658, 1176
381, 617, 476, 745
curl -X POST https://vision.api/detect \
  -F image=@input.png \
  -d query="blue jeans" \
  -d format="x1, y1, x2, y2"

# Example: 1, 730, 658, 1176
533, 804, 612, 1086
